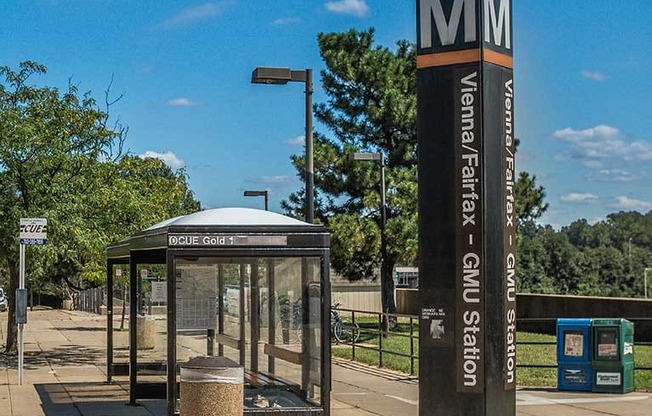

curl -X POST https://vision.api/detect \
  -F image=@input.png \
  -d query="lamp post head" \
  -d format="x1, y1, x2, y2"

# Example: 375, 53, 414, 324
251, 67, 309, 85
349, 152, 382, 162
244, 190, 267, 197
251, 67, 291, 85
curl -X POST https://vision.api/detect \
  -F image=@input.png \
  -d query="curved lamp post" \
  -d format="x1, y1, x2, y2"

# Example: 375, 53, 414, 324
244, 190, 268, 211
251, 67, 313, 223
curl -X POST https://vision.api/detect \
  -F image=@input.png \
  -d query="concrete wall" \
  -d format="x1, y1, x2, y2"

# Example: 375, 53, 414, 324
331, 280, 381, 313
517, 293, 652, 342
394, 290, 652, 341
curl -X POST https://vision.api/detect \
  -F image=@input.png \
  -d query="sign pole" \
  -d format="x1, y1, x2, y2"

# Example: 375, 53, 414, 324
18, 243, 25, 385
17, 217, 47, 386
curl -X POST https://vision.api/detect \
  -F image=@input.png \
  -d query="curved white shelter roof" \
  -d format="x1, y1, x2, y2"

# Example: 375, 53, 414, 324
147, 207, 312, 230
107, 207, 326, 259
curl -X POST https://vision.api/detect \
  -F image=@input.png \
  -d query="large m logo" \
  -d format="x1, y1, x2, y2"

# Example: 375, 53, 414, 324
419, 0, 511, 51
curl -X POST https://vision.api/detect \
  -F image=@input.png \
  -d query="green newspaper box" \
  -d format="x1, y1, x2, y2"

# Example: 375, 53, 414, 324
592, 318, 634, 393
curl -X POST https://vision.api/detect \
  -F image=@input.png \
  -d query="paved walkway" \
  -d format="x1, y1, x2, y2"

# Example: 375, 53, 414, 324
0, 309, 650, 416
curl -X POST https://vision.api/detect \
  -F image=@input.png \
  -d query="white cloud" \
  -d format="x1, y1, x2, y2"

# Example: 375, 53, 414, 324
160, 2, 226, 29
167, 97, 201, 107
325, 0, 369, 17
273, 17, 301, 25
517, 151, 534, 162
140, 151, 186, 169
258, 175, 294, 185
285, 135, 305, 146
614, 196, 652, 211
587, 169, 643, 182
554, 124, 621, 145
553, 125, 652, 163
581, 70, 607, 81
583, 160, 603, 169
245, 175, 298, 187
561, 193, 599, 203
137, 66, 154, 74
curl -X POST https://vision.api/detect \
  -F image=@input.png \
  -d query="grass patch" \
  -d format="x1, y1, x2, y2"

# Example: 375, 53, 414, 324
332, 326, 652, 391
516, 332, 557, 388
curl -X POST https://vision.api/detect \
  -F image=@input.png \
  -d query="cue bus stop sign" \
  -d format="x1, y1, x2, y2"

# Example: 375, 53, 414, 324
20, 218, 48, 245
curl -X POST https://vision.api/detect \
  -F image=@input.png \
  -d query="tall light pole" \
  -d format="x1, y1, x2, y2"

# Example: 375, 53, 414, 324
244, 190, 268, 211
628, 237, 633, 274
350, 152, 388, 330
251, 67, 314, 223
645, 268, 651, 300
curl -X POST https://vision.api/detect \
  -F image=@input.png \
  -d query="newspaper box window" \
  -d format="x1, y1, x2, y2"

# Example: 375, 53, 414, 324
106, 208, 331, 416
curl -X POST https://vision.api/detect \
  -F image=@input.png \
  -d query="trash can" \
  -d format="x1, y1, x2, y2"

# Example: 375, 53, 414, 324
592, 318, 634, 393
180, 356, 244, 416
136, 315, 155, 350
556, 318, 593, 391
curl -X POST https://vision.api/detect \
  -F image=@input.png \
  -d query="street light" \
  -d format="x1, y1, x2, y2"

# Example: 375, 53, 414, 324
244, 190, 269, 211
350, 152, 388, 328
251, 67, 314, 223
645, 268, 651, 300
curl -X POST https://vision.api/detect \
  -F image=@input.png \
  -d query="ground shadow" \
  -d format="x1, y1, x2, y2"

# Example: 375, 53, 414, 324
2, 344, 106, 368
52, 326, 106, 332
34, 381, 165, 416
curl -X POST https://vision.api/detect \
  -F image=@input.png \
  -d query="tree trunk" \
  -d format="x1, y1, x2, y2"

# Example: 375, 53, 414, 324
120, 282, 127, 331
381, 260, 397, 335
4, 263, 19, 354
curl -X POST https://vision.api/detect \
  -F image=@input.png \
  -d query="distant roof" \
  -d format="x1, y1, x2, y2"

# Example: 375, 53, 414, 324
145, 208, 313, 230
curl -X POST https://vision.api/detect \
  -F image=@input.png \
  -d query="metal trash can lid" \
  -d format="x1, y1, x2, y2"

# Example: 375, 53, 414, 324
181, 356, 241, 370
180, 357, 243, 383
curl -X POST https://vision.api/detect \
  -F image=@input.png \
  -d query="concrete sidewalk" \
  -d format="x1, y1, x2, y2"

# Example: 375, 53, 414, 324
0, 309, 650, 416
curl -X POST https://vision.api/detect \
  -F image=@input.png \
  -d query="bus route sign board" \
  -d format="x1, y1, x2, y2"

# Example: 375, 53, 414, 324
20, 218, 48, 245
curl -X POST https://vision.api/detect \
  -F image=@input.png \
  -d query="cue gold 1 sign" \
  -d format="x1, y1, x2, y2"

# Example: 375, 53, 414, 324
168, 234, 288, 247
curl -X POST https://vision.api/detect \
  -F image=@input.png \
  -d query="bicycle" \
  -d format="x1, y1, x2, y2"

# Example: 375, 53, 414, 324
331, 303, 360, 344
277, 299, 302, 344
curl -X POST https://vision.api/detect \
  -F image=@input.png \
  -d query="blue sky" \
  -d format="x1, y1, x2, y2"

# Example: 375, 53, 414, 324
2, 0, 651, 228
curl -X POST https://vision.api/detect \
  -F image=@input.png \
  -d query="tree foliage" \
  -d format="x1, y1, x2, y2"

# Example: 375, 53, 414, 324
517, 211, 652, 297
0, 61, 200, 352
283, 29, 418, 317
282, 29, 547, 317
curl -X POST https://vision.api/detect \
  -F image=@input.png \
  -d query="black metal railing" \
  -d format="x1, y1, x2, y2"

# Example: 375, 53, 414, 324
332, 307, 419, 376
517, 317, 652, 372
72, 287, 106, 314
332, 309, 652, 375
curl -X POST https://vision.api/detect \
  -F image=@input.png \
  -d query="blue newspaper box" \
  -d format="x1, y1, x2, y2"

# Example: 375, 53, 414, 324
557, 318, 593, 391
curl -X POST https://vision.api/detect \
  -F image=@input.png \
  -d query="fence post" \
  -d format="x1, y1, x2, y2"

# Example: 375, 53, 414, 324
378, 312, 383, 369
351, 310, 356, 361
410, 316, 415, 375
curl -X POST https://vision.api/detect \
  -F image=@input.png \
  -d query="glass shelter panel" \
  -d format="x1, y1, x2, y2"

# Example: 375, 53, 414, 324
136, 264, 168, 380
112, 264, 130, 367
175, 256, 323, 413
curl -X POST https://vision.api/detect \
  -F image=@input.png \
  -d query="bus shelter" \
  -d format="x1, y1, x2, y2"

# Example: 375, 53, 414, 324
105, 208, 331, 416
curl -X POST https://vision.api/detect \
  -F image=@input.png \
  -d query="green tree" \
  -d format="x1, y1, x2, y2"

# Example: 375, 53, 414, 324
300, 29, 417, 323
0, 61, 119, 352
513, 139, 548, 231
283, 29, 548, 319
516, 226, 554, 293
40, 155, 199, 290
540, 228, 583, 294
0, 62, 200, 352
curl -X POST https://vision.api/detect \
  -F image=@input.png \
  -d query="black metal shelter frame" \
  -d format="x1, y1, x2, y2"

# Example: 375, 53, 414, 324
105, 209, 331, 416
